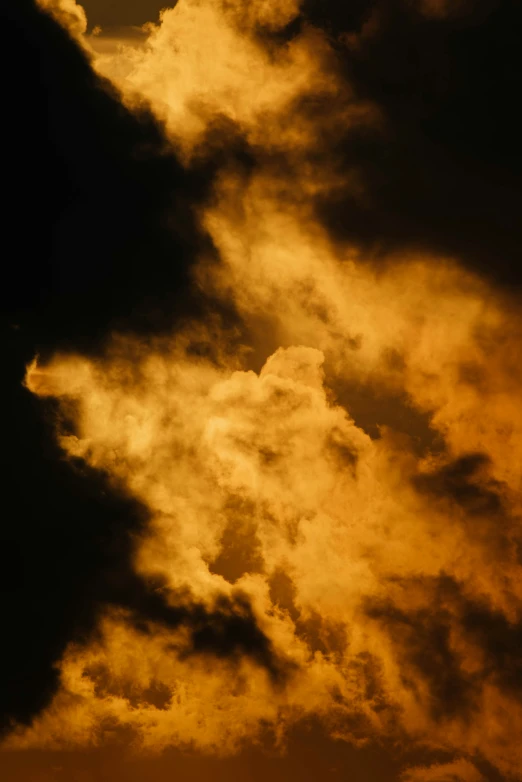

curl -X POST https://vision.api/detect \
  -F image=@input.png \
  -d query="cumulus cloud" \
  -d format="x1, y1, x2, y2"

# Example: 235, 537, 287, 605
19, 322, 522, 776
0, 0, 216, 737
5, 1, 522, 780
37, 0, 87, 37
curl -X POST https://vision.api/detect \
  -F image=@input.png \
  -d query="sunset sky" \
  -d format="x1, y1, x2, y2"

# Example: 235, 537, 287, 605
3, 1, 522, 781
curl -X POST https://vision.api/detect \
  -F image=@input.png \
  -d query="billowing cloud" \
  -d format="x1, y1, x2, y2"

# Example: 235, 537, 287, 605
1, 0, 214, 737
17, 319, 522, 776
4, 1, 522, 781
38, 0, 87, 36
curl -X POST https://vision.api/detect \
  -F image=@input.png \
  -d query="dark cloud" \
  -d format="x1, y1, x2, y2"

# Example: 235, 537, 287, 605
0, 0, 258, 737
122, 584, 290, 683
413, 454, 504, 517
3, 1, 241, 363
366, 576, 480, 722
0, 404, 151, 732
460, 599, 522, 696
364, 455, 522, 729
412, 454, 520, 567
269, 0, 522, 288
363, 452, 522, 724
366, 571, 522, 730
413, 458, 522, 698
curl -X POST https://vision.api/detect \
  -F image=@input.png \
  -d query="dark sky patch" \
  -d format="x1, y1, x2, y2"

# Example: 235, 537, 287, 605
302, 0, 522, 287
81, 0, 172, 30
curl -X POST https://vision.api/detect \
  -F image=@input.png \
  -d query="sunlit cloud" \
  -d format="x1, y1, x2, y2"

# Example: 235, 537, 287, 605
15, 1, 522, 779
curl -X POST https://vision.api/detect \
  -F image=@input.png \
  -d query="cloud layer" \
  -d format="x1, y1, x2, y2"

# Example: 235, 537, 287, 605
4, 2, 522, 780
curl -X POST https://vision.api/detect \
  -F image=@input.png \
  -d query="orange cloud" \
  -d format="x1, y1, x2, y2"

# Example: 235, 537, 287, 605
13, 2, 522, 780
401, 758, 485, 781
37, 0, 87, 37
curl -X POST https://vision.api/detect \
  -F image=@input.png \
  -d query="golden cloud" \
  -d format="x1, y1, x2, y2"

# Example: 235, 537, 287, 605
14, 1, 522, 779
37, 0, 87, 37
401, 759, 485, 782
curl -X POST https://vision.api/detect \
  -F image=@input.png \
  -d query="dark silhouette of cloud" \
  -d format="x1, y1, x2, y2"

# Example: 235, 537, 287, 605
320, 1, 522, 286
263, 0, 522, 288
0, 0, 267, 736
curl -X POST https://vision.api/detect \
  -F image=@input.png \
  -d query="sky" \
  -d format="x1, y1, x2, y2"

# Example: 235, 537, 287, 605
2, 1, 522, 781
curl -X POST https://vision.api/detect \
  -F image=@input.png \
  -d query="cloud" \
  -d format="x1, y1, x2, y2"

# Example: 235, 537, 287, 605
91, 0, 522, 289
6, 1, 227, 361
17, 331, 522, 776
297, 0, 522, 288
0, 0, 219, 736
37, 0, 87, 37
401, 758, 485, 781
5, 1, 522, 780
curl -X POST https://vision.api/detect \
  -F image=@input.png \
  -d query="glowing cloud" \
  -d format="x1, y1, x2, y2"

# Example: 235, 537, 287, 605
12, 1, 522, 780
